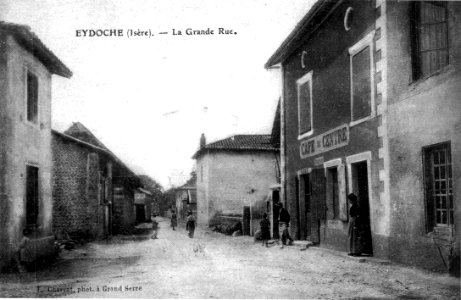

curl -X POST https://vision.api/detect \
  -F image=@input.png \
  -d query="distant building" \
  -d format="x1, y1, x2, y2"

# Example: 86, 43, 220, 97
52, 122, 140, 239
266, 0, 459, 272
0, 22, 72, 271
175, 175, 197, 220
193, 134, 279, 235
134, 188, 157, 223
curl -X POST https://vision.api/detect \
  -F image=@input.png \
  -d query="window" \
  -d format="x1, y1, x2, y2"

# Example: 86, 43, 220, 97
424, 142, 453, 230
349, 32, 375, 125
25, 165, 39, 226
297, 71, 313, 138
326, 167, 339, 219
324, 159, 348, 221
26, 71, 39, 124
411, 1, 449, 80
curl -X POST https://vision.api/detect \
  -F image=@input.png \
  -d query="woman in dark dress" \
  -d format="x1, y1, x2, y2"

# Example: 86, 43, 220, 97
348, 193, 362, 256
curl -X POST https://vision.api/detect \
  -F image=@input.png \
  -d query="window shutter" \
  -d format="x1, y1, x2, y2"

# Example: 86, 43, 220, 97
326, 170, 334, 220
352, 47, 371, 121
338, 164, 348, 221
418, 2, 448, 78
298, 81, 311, 134
424, 149, 435, 232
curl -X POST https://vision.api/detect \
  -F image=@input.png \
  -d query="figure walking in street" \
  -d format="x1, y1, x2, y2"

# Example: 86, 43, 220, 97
171, 210, 177, 231
279, 203, 294, 246
260, 213, 270, 247
186, 211, 196, 238
348, 193, 362, 256
151, 214, 159, 239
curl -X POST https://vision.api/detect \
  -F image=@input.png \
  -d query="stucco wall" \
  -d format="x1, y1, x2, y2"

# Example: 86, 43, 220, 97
196, 151, 277, 225
0, 35, 54, 270
386, 1, 461, 271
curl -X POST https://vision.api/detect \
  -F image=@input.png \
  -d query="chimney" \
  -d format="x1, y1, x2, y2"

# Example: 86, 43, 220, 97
200, 133, 206, 149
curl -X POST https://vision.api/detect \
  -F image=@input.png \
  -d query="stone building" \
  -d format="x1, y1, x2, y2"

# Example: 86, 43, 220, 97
193, 134, 279, 235
52, 122, 140, 239
175, 175, 197, 221
265, 0, 459, 272
0, 22, 72, 271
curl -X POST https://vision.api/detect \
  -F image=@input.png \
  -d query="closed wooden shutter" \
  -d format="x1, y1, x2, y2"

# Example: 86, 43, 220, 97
27, 72, 39, 123
352, 47, 371, 121
298, 81, 312, 134
418, 2, 448, 78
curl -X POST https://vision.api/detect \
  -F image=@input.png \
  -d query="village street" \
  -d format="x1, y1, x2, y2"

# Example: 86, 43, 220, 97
0, 218, 459, 299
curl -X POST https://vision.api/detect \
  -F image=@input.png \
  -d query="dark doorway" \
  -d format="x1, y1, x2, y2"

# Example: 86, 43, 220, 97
351, 161, 373, 255
242, 206, 251, 236
309, 168, 326, 244
26, 165, 39, 227
136, 205, 145, 223
271, 189, 280, 239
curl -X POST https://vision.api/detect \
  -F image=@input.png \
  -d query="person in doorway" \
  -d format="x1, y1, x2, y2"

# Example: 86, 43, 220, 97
347, 193, 362, 256
151, 214, 159, 239
171, 210, 178, 231
279, 203, 294, 246
186, 211, 196, 238
260, 213, 271, 247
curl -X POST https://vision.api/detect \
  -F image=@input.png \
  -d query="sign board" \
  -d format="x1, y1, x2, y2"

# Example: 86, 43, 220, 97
300, 124, 349, 159
134, 193, 146, 204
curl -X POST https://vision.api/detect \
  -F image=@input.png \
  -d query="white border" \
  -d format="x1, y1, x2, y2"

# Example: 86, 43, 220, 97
296, 71, 314, 140
349, 31, 376, 127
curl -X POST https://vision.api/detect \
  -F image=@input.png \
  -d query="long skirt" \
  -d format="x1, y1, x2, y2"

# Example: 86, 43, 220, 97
260, 227, 270, 240
348, 217, 362, 254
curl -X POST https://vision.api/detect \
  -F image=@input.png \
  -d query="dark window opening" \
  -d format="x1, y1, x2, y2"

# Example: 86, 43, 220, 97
26, 72, 39, 124
26, 166, 39, 226
327, 167, 339, 219
298, 78, 312, 135
411, 1, 449, 80
351, 46, 372, 121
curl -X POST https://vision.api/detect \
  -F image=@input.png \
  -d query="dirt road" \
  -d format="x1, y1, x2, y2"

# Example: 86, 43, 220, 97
0, 218, 459, 298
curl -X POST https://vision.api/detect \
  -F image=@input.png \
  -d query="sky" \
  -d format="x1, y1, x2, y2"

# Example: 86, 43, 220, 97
1, 0, 316, 188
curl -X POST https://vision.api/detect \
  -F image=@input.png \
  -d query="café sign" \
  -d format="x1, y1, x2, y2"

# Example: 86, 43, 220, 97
300, 124, 349, 159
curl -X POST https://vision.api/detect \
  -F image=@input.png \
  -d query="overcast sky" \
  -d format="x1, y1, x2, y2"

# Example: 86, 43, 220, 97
1, 0, 316, 188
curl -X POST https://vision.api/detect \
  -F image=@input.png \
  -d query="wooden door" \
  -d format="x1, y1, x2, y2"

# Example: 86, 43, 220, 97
309, 168, 326, 244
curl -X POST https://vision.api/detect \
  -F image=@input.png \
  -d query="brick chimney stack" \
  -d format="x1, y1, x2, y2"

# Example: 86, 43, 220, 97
200, 133, 206, 149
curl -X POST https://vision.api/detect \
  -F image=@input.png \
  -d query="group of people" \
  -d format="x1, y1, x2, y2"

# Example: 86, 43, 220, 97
259, 203, 293, 248
150, 210, 196, 240
259, 193, 367, 257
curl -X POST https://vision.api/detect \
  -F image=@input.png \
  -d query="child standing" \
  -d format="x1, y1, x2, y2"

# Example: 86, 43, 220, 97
186, 211, 196, 238
151, 214, 159, 239
260, 213, 271, 247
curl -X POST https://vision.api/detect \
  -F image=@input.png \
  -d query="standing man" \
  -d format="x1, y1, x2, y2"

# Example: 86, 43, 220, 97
186, 211, 196, 238
171, 210, 178, 231
279, 203, 294, 246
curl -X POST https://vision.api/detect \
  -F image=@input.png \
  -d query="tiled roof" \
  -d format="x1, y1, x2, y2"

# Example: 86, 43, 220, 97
0, 22, 72, 77
193, 134, 278, 159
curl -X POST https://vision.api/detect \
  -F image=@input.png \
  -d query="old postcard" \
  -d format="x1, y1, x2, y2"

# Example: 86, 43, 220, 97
0, 0, 459, 298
